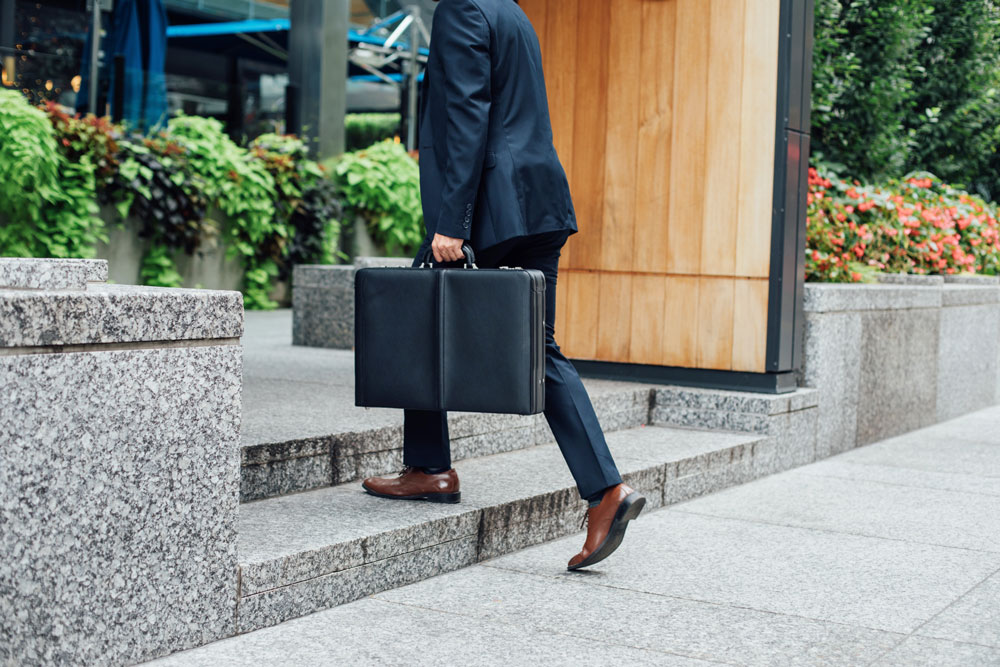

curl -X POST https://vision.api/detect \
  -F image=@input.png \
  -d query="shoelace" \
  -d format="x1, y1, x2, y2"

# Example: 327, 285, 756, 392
579, 511, 590, 530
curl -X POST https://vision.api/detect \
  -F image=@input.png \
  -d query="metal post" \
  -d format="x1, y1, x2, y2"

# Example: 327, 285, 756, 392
289, 0, 348, 159
406, 5, 420, 150
88, 0, 101, 115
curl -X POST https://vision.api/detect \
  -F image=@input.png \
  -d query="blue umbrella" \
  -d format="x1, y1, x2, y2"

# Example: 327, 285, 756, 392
138, 0, 169, 131
78, 0, 168, 132
106, 0, 143, 125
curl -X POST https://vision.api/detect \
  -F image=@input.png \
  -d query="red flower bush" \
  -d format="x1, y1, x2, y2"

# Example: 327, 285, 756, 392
806, 165, 1000, 282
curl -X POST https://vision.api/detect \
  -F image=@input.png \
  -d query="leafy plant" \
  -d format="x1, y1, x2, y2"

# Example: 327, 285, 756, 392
0, 88, 104, 258
331, 139, 423, 256
250, 133, 343, 276
164, 114, 281, 308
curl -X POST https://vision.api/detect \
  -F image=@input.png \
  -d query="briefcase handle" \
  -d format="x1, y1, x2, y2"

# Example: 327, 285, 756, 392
419, 243, 478, 269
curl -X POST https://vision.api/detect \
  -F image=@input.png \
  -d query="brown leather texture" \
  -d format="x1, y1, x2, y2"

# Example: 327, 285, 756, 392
568, 483, 635, 568
362, 467, 459, 497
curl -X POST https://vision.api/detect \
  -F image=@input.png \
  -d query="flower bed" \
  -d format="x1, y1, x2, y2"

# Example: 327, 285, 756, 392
805, 165, 1000, 282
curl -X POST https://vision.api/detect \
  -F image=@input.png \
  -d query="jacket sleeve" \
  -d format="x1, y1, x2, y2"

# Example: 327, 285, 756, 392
431, 1, 492, 240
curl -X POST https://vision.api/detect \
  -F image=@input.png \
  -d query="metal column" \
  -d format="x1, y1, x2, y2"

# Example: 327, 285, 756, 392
289, 0, 348, 159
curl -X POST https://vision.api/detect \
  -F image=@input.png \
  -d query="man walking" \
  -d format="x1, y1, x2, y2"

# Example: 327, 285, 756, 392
362, 0, 644, 570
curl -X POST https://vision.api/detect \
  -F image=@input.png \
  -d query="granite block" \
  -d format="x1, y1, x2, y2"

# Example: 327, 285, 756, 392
937, 302, 1000, 421
237, 537, 478, 633
917, 571, 1000, 648
855, 306, 940, 446
804, 283, 941, 313
940, 284, 1000, 307
0, 345, 242, 666
353, 256, 413, 269
376, 566, 903, 667
799, 458, 1000, 497
876, 272, 945, 286
678, 469, 1000, 553
154, 596, 685, 667
291, 264, 354, 289
872, 636, 1000, 666
654, 386, 792, 415
944, 274, 1000, 285
651, 406, 771, 433
240, 454, 332, 503
489, 510, 1000, 634
238, 484, 478, 595
0, 283, 243, 348
330, 447, 404, 485
834, 427, 1000, 476
0, 257, 108, 290
802, 311, 863, 456
291, 285, 353, 349
451, 425, 537, 460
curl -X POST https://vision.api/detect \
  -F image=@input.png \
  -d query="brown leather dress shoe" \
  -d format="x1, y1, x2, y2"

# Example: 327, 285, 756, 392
568, 483, 645, 571
362, 466, 460, 504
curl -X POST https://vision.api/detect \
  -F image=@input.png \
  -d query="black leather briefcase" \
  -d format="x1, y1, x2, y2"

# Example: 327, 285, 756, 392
355, 247, 545, 415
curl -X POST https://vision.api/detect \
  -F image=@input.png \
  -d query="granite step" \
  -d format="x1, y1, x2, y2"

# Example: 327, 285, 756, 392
240, 380, 654, 502
234, 424, 771, 633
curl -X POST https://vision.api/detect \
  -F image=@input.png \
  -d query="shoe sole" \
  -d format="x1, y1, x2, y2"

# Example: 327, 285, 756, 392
567, 491, 646, 571
362, 484, 461, 504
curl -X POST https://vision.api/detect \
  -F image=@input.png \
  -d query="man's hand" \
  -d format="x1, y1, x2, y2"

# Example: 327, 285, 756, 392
432, 233, 466, 263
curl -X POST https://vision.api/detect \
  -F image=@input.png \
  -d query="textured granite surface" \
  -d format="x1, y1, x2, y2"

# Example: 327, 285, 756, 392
804, 283, 941, 313
239, 372, 655, 501
801, 311, 863, 457
0, 345, 242, 666
937, 302, 1000, 421
855, 307, 940, 445
875, 273, 944, 286
0, 257, 108, 290
230, 425, 770, 634
800, 282, 999, 454
0, 283, 243, 348
291, 259, 415, 349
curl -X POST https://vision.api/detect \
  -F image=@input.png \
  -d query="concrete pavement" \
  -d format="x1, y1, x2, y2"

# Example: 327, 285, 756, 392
149, 405, 1000, 666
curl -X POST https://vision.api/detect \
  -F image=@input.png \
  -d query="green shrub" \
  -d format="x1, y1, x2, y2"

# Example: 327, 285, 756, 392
806, 164, 1000, 282
345, 113, 401, 151
164, 114, 282, 308
329, 139, 423, 256
0, 89, 104, 258
812, 0, 1000, 200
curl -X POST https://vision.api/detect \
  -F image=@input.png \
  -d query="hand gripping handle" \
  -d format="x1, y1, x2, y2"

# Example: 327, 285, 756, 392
420, 243, 477, 269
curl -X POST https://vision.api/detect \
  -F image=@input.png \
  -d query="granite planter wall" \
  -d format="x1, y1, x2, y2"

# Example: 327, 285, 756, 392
800, 275, 1000, 454
293, 256, 412, 349
0, 258, 244, 665
94, 207, 288, 304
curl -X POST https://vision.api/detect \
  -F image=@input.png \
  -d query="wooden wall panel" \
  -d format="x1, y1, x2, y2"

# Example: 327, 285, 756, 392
596, 273, 633, 361
732, 278, 769, 371
600, 0, 642, 272
519, 0, 779, 373
629, 275, 666, 365
561, 271, 599, 359
633, 0, 676, 275
564, 0, 610, 271
544, 0, 579, 269
660, 276, 700, 367
700, 0, 745, 277
695, 277, 735, 369
665, 0, 710, 276
736, 0, 781, 278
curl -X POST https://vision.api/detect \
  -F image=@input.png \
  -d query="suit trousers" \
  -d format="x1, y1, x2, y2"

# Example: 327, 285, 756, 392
402, 230, 623, 500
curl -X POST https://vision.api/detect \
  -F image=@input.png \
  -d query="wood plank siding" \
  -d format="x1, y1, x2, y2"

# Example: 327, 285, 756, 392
521, 0, 780, 372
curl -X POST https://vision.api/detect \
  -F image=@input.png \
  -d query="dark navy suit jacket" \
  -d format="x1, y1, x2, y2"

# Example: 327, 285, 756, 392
418, 0, 578, 250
